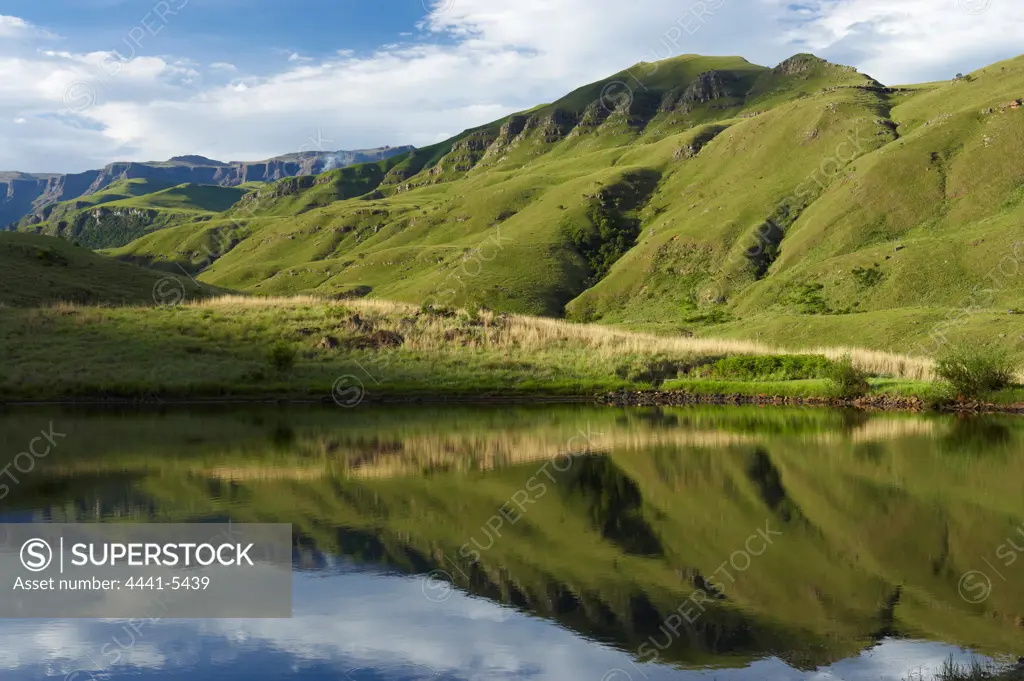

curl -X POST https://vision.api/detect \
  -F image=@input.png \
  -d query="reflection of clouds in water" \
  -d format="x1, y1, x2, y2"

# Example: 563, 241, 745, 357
200, 572, 619, 680
0, 621, 91, 671
808, 640, 988, 681
0, 620, 168, 678
0, 571, 994, 681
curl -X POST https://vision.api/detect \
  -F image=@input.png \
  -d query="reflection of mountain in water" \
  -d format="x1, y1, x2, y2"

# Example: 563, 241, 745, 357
3, 405, 1024, 669
564, 455, 663, 556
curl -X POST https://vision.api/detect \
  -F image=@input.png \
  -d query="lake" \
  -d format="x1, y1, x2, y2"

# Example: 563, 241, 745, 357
0, 404, 1020, 681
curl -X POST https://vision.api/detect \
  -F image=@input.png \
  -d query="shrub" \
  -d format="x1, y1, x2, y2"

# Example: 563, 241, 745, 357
420, 304, 457, 318
35, 248, 69, 267
826, 355, 870, 398
934, 345, 1014, 398
696, 355, 833, 381
789, 282, 831, 314
267, 341, 297, 372
615, 356, 690, 386
851, 263, 884, 288
457, 309, 481, 326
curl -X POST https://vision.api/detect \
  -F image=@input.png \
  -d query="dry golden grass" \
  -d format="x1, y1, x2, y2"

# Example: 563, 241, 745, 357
42, 414, 940, 482
186, 294, 937, 379
188, 295, 324, 308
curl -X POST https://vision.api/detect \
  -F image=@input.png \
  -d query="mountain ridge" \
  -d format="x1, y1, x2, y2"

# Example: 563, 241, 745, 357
0, 145, 415, 229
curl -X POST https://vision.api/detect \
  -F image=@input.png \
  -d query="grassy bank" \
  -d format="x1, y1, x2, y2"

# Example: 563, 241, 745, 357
3, 295, 1010, 405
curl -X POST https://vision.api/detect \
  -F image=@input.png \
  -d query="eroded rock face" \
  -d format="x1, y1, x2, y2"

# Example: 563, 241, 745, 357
1, 177, 51, 229
424, 131, 500, 177
773, 54, 825, 76
256, 175, 319, 198
481, 115, 531, 161
498, 116, 529, 140
683, 71, 732, 104
452, 132, 495, 152
572, 101, 613, 135
674, 125, 729, 161
515, 109, 579, 144
660, 71, 737, 113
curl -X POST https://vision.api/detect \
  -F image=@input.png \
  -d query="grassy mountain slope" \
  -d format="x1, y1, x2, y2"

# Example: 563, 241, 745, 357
0, 232, 210, 306
22, 178, 175, 218
738, 56, 1024, 312
108, 182, 251, 212
100, 53, 1024, 356
16, 179, 252, 250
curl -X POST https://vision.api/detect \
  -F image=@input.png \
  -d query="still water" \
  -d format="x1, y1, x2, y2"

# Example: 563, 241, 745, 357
0, 404, 1021, 680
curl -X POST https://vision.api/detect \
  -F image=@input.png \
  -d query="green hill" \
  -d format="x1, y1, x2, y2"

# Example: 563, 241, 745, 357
83, 53, 1024, 357
16, 179, 251, 249
0, 231, 212, 306
110, 182, 250, 213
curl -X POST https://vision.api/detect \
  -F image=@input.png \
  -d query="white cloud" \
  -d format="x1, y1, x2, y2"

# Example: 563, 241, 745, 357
769, 0, 1024, 83
0, 571, 996, 681
0, 14, 55, 40
0, 1, 1020, 172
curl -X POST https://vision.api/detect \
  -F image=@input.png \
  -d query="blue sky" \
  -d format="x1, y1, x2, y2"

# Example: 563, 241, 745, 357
3, 0, 444, 73
0, 0, 1021, 172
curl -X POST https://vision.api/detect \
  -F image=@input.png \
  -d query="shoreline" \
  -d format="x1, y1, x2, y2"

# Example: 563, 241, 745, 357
597, 389, 1024, 414
3, 389, 1023, 414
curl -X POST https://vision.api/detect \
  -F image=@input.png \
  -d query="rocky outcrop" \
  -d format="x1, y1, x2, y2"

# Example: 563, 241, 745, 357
773, 54, 824, 76
2, 145, 414, 228
429, 131, 499, 176
682, 71, 734, 104
674, 124, 730, 160
481, 115, 531, 162
661, 71, 737, 113
770, 53, 874, 82
571, 101, 613, 135
540, 109, 579, 141
241, 175, 318, 201
513, 109, 579, 145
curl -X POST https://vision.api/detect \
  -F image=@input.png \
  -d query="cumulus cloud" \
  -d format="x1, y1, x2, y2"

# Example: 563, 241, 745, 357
770, 0, 1024, 83
0, 0, 1020, 172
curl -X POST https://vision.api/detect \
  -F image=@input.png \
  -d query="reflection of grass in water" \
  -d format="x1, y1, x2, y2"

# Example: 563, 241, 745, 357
939, 417, 1014, 457
0, 405, 946, 482
4, 406, 1024, 667
905, 654, 1023, 681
